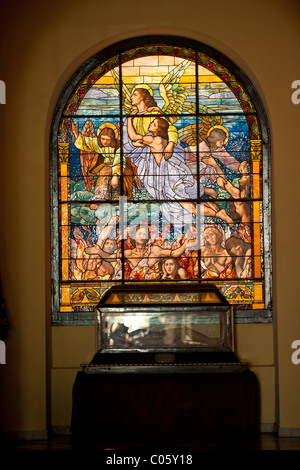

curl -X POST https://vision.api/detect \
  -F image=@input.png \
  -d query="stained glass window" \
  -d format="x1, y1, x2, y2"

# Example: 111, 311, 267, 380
51, 37, 272, 325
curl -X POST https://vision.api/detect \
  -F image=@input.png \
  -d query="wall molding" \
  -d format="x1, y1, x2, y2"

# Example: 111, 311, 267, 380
0, 430, 48, 441
278, 427, 300, 438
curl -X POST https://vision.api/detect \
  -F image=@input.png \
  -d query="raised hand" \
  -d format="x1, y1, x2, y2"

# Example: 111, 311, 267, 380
201, 155, 217, 168
71, 121, 79, 139
239, 160, 249, 174
85, 244, 101, 255
185, 237, 199, 250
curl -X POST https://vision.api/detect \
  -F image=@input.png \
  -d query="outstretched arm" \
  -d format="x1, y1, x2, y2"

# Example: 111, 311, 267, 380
127, 116, 143, 142
153, 237, 198, 259
171, 237, 198, 257
164, 125, 178, 160
163, 141, 175, 160
201, 155, 223, 175
202, 155, 242, 198
85, 244, 117, 260
96, 216, 119, 245
71, 121, 79, 139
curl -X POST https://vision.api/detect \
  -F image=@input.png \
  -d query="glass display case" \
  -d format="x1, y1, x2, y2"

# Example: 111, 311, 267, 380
86, 283, 242, 370
73, 282, 257, 445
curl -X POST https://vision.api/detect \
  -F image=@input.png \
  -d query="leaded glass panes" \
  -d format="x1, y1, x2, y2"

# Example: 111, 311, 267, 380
51, 38, 271, 324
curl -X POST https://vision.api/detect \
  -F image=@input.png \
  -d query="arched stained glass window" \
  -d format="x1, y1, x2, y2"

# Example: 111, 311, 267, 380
51, 36, 272, 325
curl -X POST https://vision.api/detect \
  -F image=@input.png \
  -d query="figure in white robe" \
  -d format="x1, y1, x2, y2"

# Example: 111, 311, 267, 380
124, 112, 198, 227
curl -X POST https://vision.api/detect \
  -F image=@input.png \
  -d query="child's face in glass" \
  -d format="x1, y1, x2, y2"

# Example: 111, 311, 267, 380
100, 135, 112, 147
204, 228, 219, 245
134, 227, 148, 244
164, 259, 177, 274
103, 239, 115, 253
231, 243, 243, 256
148, 119, 158, 133
215, 139, 224, 148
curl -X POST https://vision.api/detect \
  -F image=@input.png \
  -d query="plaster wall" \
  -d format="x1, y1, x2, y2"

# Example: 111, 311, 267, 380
0, 0, 299, 436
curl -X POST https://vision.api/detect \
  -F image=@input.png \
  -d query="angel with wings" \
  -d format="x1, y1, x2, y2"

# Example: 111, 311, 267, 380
112, 60, 200, 225
179, 117, 247, 191
71, 120, 134, 200
111, 59, 234, 226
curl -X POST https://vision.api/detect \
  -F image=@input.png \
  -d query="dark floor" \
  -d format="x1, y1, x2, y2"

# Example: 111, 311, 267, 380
0, 434, 299, 469
1, 433, 300, 451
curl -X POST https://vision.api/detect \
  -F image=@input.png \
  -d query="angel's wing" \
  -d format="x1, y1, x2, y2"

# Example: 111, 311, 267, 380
80, 120, 98, 192
111, 68, 133, 114
81, 120, 96, 138
178, 123, 198, 147
159, 59, 193, 123
177, 105, 224, 147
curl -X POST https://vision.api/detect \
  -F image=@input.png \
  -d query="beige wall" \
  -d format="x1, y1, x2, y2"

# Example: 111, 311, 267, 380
0, 0, 299, 436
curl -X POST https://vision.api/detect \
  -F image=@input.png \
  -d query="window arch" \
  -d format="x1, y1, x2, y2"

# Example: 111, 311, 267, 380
50, 36, 272, 325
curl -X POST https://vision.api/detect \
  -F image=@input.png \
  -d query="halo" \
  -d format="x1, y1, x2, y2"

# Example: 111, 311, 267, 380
131, 84, 153, 96
97, 122, 119, 139
207, 125, 229, 145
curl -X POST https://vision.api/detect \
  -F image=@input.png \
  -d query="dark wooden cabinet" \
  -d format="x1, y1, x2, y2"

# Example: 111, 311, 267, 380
71, 365, 259, 445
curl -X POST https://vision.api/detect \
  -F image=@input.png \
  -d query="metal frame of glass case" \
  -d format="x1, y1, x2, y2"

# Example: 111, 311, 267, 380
95, 284, 234, 360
